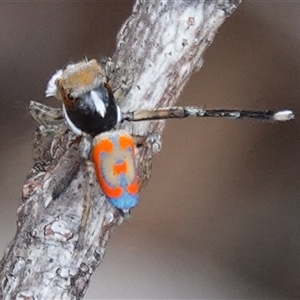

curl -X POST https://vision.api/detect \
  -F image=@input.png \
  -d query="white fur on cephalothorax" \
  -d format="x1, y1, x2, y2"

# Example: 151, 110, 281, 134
90, 90, 106, 118
45, 69, 63, 98
45, 60, 107, 100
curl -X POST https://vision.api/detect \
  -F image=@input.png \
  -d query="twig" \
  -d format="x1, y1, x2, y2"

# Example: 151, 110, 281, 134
0, 1, 242, 299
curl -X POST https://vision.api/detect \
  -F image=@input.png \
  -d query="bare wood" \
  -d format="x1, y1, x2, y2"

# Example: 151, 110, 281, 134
0, 1, 241, 299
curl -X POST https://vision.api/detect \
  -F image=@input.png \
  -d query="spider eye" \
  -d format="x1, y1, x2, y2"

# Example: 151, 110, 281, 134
67, 94, 75, 100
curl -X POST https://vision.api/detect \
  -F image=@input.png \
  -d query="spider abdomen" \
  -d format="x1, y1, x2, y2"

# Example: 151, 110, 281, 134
92, 130, 139, 211
46, 59, 121, 136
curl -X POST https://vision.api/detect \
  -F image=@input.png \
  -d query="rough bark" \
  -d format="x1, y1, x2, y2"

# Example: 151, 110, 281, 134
0, 1, 241, 299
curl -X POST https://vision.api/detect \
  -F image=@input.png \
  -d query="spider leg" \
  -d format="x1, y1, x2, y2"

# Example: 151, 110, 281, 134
23, 130, 82, 207
123, 107, 294, 123
24, 101, 82, 207
99, 57, 134, 104
79, 135, 93, 159
132, 132, 162, 188
76, 161, 94, 251
134, 132, 162, 154
29, 101, 64, 126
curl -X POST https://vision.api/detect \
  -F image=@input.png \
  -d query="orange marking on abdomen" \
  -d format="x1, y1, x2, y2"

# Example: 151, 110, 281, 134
99, 174, 123, 198
119, 135, 134, 151
92, 137, 123, 198
127, 179, 139, 195
93, 138, 114, 157
113, 161, 127, 175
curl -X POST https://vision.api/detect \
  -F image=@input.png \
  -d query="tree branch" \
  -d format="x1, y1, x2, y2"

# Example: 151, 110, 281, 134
0, 1, 241, 299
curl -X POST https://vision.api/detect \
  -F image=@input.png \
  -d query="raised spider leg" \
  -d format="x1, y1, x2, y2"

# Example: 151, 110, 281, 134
123, 107, 294, 123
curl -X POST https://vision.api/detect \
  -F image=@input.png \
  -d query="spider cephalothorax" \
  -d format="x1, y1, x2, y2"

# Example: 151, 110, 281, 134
45, 59, 121, 137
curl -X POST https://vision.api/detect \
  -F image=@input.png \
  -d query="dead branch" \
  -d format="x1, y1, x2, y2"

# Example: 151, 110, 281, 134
0, 1, 241, 299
